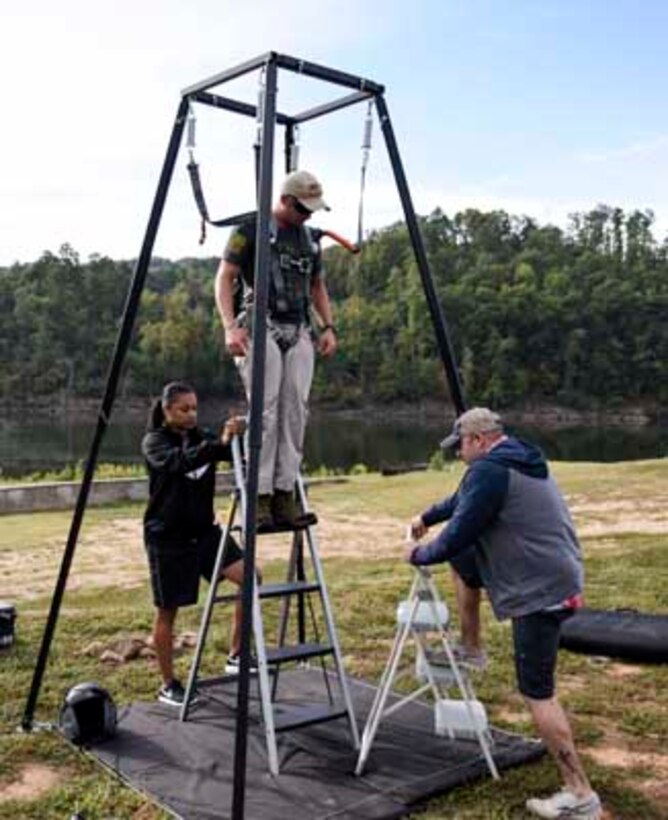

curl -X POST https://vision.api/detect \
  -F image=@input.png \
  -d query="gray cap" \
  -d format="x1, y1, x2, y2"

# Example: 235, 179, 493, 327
280, 170, 330, 212
441, 407, 503, 449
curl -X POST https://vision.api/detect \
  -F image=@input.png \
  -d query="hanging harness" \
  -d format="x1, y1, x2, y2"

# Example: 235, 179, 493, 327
186, 106, 255, 244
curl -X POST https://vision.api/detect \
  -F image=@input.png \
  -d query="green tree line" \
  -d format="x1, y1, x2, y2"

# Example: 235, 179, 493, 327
1, 205, 666, 410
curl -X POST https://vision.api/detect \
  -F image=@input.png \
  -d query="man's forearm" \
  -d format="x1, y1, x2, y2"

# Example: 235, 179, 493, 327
422, 494, 458, 526
215, 261, 238, 331
311, 278, 333, 326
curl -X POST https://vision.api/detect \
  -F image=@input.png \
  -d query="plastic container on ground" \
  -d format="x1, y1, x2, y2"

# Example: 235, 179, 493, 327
434, 698, 488, 739
396, 599, 449, 630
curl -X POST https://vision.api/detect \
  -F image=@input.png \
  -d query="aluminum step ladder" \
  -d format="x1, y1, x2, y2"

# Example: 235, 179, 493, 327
180, 435, 359, 775
355, 566, 499, 779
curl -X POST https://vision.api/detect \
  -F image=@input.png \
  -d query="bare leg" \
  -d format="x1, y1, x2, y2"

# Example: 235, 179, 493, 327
524, 695, 593, 798
153, 607, 178, 685
451, 568, 482, 651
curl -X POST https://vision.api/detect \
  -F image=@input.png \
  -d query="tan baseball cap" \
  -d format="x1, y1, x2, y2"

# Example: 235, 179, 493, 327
281, 170, 330, 212
441, 407, 503, 449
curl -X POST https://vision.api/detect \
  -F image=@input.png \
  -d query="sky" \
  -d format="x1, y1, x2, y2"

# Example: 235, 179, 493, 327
1, 0, 667, 265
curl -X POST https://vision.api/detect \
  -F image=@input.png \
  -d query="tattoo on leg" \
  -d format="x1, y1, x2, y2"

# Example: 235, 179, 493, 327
558, 748, 586, 785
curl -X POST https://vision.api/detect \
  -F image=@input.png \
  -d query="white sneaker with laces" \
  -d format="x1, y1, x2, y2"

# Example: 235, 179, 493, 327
225, 653, 259, 675
526, 788, 602, 819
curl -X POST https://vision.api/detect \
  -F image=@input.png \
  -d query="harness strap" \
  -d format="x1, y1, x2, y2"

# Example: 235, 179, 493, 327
187, 161, 258, 244
357, 100, 374, 247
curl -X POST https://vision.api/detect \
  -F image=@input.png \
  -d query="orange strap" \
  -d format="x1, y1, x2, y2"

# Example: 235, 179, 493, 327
320, 229, 360, 255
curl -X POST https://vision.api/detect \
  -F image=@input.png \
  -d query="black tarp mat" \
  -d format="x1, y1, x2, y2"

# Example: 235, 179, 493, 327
90, 669, 544, 820
560, 607, 668, 663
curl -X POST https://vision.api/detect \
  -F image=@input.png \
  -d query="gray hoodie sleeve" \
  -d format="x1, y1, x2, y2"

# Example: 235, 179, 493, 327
411, 460, 509, 566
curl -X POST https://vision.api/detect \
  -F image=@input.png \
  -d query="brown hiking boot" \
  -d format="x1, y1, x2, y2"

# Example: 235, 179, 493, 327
272, 489, 317, 529
256, 494, 275, 531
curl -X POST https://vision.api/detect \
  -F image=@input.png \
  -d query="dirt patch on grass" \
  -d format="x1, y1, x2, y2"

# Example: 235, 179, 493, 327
606, 663, 645, 679
570, 498, 668, 537
0, 517, 148, 602
0, 512, 406, 602
0, 763, 64, 802
585, 725, 668, 806
260, 513, 405, 561
3, 491, 667, 600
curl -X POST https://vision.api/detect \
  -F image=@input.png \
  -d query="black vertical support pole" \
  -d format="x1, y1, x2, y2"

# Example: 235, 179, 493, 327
22, 97, 190, 730
284, 122, 295, 173
374, 94, 466, 414
253, 142, 261, 193
231, 55, 278, 820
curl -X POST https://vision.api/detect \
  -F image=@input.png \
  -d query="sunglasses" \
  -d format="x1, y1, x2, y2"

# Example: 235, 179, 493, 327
290, 197, 313, 217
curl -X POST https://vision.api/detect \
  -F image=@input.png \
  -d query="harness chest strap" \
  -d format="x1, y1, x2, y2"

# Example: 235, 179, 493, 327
241, 221, 318, 320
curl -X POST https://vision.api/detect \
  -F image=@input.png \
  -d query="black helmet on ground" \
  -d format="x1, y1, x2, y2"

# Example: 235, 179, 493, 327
59, 682, 117, 745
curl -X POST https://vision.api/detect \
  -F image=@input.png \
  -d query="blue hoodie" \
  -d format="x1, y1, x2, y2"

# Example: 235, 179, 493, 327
411, 437, 584, 620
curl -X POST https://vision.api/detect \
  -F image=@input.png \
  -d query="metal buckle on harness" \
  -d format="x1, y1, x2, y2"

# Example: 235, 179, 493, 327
278, 253, 312, 275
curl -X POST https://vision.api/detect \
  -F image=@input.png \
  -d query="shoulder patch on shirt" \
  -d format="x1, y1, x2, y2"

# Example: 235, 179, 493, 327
226, 231, 247, 255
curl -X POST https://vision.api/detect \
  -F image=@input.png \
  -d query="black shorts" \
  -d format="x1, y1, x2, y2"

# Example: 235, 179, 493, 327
450, 544, 484, 589
145, 525, 244, 610
512, 608, 574, 700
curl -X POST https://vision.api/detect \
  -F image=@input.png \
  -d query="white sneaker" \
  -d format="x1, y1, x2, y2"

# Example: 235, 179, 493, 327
225, 653, 259, 675
526, 788, 602, 819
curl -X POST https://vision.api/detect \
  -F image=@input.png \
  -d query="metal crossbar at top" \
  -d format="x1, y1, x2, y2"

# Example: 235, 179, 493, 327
181, 51, 385, 99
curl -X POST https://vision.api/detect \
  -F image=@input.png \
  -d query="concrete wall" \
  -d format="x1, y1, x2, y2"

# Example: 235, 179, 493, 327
0, 472, 235, 515
0, 473, 347, 515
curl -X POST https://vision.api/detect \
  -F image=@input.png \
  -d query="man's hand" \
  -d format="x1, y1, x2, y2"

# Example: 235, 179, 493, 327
318, 327, 337, 358
225, 325, 250, 357
410, 515, 428, 541
221, 415, 247, 445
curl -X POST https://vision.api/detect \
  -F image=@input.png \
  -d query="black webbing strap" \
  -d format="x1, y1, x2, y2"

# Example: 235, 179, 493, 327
187, 160, 256, 244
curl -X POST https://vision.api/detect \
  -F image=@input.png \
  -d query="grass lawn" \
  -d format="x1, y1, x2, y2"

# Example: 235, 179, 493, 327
0, 461, 667, 818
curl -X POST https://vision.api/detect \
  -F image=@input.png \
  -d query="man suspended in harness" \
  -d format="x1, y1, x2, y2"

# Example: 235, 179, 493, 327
215, 170, 337, 530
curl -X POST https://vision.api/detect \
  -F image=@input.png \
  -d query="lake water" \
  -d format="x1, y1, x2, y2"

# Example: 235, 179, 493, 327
0, 409, 665, 479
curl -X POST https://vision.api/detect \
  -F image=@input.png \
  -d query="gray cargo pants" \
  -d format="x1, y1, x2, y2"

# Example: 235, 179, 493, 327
236, 323, 315, 495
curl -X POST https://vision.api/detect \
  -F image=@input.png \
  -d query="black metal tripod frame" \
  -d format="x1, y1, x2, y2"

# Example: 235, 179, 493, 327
22, 51, 466, 820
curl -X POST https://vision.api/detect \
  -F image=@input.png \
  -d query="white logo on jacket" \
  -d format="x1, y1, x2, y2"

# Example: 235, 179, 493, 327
185, 464, 211, 481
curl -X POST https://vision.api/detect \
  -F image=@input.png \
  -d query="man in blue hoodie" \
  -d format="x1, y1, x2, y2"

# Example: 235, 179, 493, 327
407, 408, 601, 820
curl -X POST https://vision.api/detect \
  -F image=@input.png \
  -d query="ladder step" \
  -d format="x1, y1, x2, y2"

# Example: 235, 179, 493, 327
265, 642, 333, 664
213, 580, 321, 605
273, 704, 348, 733
257, 513, 318, 534
259, 581, 321, 599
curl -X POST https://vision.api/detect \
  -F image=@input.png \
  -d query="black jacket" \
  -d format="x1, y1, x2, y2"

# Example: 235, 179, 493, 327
142, 425, 231, 540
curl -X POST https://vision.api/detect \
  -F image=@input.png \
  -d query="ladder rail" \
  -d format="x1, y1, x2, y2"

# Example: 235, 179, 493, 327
355, 577, 420, 775
180, 497, 238, 722
356, 568, 499, 780
183, 433, 358, 776
232, 436, 280, 775
420, 570, 499, 779
299, 478, 360, 749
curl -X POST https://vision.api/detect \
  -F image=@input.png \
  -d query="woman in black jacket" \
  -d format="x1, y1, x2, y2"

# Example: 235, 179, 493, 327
142, 381, 250, 706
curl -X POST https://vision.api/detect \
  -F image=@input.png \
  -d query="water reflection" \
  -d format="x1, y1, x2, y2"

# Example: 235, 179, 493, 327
0, 410, 665, 478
